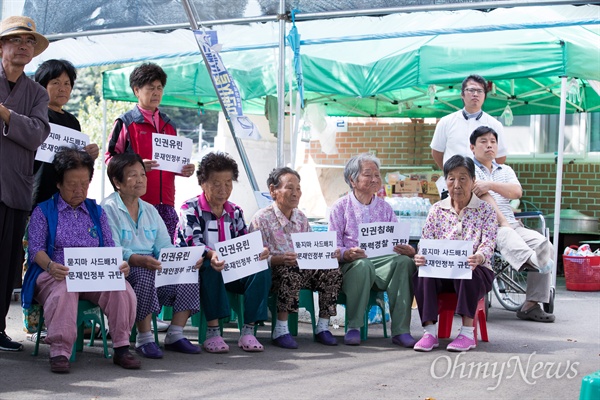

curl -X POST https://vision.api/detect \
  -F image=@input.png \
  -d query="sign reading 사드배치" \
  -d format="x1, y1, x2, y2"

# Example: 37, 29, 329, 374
151, 133, 192, 174
417, 239, 474, 280
291, 231, 338, 270
36, 123, 90, 163
358, 222, 410, 258
155, 246, 205, 287
216, 230, 268, 284
63, 247, 125, 292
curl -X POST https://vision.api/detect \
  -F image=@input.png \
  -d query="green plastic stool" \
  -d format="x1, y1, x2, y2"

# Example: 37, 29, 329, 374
337, 289, 388, 341
158, 305, 173, 321
269, 289, 317, 340
580, 370, 600, 400
32, 300, 111, 361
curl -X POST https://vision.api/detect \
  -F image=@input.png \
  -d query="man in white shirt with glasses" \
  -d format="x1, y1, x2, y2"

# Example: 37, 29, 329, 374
430, 75, 507, 198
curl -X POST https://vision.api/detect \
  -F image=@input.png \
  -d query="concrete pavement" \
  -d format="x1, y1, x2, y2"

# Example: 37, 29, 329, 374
1, 277, 598, 399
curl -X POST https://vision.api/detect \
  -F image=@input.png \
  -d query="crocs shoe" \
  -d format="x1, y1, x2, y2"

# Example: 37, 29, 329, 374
165, 338, 201, 354
272, 333, 298, 349
135, 342, 163, 359
392, 333, 417, 348
446, 334, 476, 352
238, 335, 264, 352
413, 333, 439, 352
344, 329, 361, 346
315, 331, 338, 346
203, 336, 229, 353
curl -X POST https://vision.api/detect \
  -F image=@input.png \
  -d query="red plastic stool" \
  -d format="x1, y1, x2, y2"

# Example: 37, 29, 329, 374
437, 292, 488, 344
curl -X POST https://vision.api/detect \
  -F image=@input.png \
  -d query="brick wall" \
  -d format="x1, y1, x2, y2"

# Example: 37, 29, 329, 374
305, 118, 600, 220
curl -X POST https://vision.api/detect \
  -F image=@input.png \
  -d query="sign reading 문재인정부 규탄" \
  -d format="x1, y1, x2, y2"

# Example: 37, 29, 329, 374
291, 231, 338, 270
358, 222, 410, 258
216, 231, 268, 284
35, 123, 90, 163
194, 29, 261, 140
155, 246, 205, 287
63, 247, 125, 292
417, 239, 474, 280
151, 133, 193, 174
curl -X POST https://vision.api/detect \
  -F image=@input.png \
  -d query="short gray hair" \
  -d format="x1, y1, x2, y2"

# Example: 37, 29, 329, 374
343, 153, 381, 189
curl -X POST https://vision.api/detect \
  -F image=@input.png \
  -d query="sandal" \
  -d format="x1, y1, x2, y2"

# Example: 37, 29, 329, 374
517, 304, 555, 323
203, 336, 229, 353
238, 335, 264, 352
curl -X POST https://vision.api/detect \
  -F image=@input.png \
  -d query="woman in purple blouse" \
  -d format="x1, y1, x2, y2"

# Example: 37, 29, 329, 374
329, 153, 417, 347
24, 148, 140, 373
413, 155, 496, 353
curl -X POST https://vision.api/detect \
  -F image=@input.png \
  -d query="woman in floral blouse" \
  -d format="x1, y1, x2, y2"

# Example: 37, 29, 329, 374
413, 155, 497, 353
249, 167, 342, 349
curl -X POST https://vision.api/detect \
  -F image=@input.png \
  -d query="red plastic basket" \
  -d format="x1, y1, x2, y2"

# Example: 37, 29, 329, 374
562, 254, 600, 291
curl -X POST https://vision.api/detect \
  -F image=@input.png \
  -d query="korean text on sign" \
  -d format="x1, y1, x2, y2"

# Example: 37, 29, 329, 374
216, 231, 267, 284
63, 247, 125, 292
36, 123, 90, 164
291, 231, 338, 270
417, 239, 474, 280
358, 222, 410, 258
155, 246, 205, 287
151, 133, 193, 174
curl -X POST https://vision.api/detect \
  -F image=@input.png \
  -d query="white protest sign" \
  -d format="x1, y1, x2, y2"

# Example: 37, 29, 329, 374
151, 133, 193, 174
36, 123, 90, 163
291, 231, 338, 270
64, 247, 125, 292
155, 246, 205, 287
358, 222, 411, 258
417, 239, 474, 280
216, 230, 268, 284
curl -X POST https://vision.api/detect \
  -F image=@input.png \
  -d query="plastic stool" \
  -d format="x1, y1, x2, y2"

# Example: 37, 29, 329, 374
269, 289, 317, 340
158, 306, 173, 321
194, 291, 251, 344
437, 292, 488, 344
580, 370, 600, 400
33, 300, 111, 361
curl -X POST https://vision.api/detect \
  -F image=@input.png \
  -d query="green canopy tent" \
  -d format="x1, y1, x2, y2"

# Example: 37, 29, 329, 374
102, 5, 600, 117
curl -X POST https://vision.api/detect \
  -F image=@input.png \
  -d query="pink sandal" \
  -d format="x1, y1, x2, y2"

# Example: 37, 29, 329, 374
203, 336, 229, 353
238, 335, 264, 352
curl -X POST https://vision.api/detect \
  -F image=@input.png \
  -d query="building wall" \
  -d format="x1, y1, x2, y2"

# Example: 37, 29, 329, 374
304, 118, 600, 220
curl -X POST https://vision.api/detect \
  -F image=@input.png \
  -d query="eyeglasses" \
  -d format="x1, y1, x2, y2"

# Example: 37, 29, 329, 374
464, 88, 484, 95
2, 37, 37, 47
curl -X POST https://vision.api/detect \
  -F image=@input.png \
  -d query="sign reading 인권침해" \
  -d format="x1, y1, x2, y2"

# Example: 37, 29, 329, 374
64, 247, 125, 292
417, 239, 474, 280
216, 231, 268, 284
36, 123, 90, 163
291, 231, 338, 270
151, 133, 193, 174
358, 222, 410, 258
155, 246, 205, 287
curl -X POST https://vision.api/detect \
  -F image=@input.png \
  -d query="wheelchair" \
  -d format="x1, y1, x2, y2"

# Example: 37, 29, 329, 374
489, 210, 555, 314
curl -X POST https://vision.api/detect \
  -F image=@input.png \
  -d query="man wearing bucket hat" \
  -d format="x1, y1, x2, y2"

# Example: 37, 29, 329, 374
0, 15, 50, 351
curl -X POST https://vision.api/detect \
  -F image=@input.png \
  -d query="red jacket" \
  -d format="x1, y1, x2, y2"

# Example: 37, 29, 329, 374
106, 105, 177, 207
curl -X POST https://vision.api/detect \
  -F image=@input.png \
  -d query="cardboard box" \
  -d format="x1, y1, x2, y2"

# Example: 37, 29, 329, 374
395, 180, 422, 194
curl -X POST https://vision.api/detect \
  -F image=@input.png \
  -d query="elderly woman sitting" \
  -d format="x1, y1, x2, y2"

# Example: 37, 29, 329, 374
413, 155, 496, 352
102, 153, 203, 358
22, 147, 140, 373
329, 153, 417, 347
177, 152, 270, 353
249, 167, 342, 348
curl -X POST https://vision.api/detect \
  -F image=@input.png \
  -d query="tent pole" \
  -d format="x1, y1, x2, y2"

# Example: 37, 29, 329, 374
552, 76, 567, 289
100, 98, 107, 201
277, 0, 286, 168
180, 0, 259, 192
